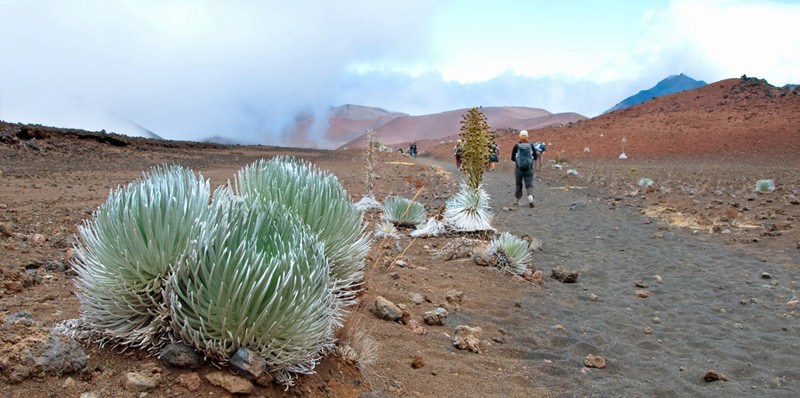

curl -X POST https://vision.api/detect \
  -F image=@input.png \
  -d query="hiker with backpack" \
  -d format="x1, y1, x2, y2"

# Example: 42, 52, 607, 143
454, 139, 464, 170
533, 140, 546, 170
487, 140, 499, 171
511, 130, 537, 207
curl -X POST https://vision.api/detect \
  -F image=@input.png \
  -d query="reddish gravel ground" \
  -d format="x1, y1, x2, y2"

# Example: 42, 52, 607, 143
0, 76, 798, 397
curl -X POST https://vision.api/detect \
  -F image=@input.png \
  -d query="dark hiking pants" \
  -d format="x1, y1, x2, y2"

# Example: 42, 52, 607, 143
515, 165, 534, 199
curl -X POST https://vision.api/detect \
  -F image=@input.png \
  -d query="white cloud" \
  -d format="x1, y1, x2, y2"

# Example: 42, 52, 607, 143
0, 0, 442, 142
1, 0, 798, 144
634, 0, 800, 85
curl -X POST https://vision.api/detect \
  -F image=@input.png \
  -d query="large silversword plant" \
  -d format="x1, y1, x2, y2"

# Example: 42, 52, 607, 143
71, 165, 210, 351
167, 190, 337, 378
234, 157, 370, 310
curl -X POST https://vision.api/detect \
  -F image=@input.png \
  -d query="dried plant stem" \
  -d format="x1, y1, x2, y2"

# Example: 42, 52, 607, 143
400, 185, 425, 220
388, 239, 416, 271
364, 129, 377, 196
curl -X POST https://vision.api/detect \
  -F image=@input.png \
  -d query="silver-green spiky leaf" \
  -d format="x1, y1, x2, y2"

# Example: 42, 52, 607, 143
71, 164, 210, 351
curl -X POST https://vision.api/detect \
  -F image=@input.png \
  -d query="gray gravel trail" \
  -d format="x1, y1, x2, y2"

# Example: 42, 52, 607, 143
435, 159, 799, 397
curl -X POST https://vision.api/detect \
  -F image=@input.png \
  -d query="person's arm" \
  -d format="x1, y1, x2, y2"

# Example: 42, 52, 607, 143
511, 144, 518, 162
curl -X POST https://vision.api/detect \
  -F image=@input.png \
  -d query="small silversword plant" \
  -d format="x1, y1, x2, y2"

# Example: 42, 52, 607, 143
444, 182, 494, 232
485, 232, 532, 274
382, 195, 426, 228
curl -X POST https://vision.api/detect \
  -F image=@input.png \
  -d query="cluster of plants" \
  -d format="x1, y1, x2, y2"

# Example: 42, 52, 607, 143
367, 108, 534, 241
65, 157, 369, 383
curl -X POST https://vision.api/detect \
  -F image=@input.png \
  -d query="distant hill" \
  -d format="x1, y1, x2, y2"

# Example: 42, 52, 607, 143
324, 105, 406, 148
339, 106, 586, 151
605, 73, 707, 113
203, 135, 242, 145
469, 75, 800, 161
277, 104, 406, 149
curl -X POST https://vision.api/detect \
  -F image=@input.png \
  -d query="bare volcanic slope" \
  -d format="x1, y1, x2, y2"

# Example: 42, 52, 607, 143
324, 104, 406, 148
248, 104, 406, 149
339, 106, 586, 151
483, 76, 800, 162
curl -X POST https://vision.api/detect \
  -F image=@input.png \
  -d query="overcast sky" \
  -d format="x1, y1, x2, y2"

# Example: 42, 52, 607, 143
1, 0, 798, 144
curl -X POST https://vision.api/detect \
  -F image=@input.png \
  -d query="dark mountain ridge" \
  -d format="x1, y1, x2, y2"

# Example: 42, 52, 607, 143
605, 73, 707, 113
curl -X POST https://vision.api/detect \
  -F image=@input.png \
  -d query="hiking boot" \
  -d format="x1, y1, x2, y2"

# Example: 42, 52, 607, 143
528, 195, 534, 208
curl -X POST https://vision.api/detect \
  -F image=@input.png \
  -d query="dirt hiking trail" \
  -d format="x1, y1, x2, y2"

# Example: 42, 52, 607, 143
426, 157, 799, 397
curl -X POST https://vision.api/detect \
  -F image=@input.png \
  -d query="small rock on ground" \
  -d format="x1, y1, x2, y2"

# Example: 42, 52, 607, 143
422, 307, 448, 326
159, 343, 205, 369
584, 354, 607, 369
452, 325, 482, 353
175, 373, 201, 392
206, 371, 254, 394
229, 347, 267, 380
551, 267, 579, 283
125, 369, 162, 391
374, 296, 403, 322
704, 370, 728, 382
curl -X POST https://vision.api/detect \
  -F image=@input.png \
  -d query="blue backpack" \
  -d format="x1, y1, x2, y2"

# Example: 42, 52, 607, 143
516, 143, 533, 168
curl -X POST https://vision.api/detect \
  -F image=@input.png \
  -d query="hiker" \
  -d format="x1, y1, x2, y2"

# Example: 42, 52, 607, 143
409, 142, 417, 158
488, 140, 499, 171
454, 139, 464, 170
511, 130, 537, 207
533, 140, 547, 170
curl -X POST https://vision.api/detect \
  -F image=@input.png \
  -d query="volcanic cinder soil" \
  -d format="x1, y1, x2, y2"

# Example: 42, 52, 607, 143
1, 76, 798, 397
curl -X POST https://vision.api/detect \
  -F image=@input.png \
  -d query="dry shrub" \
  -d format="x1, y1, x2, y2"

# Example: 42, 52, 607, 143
335, 313, 378, 369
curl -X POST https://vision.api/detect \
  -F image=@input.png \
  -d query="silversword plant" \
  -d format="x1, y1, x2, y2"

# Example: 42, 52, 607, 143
71, 165, 210, 351
167, 191, 336, 378
382, 195, 426, 228
485, 232, 532, 274
444, 182, 494, 232
234, 157, 370, 309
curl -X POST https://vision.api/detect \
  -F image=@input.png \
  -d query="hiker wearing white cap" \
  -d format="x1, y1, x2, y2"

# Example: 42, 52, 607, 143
511, 130, 537, 207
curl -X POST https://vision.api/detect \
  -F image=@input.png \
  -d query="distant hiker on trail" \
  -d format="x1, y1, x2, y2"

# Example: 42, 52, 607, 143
533, 140, 547, 171
488, 140, 499, 171
454, 139, 464, 170
409, 142, 417, 158
511, 130, 537, 207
